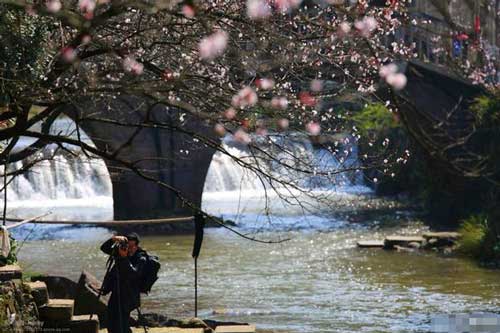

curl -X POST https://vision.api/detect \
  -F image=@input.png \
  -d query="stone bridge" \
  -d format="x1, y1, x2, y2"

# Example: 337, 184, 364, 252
60, 61, 484, 221
63, 97, 217, 220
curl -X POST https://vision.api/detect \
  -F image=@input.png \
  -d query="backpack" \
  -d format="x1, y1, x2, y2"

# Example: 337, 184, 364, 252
139, 250, 161, 294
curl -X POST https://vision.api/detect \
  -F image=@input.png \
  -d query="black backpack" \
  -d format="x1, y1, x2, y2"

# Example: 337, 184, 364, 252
139, 250, 161, 294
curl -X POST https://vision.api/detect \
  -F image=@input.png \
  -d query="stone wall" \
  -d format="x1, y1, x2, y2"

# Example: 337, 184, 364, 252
0, 281, 40, 332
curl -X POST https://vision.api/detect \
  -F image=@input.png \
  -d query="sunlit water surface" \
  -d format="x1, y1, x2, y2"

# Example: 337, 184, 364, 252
13, 209, 500, 333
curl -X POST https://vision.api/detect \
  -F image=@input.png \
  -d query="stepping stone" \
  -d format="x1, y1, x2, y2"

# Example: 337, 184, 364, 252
39, 299, 74, 321
216, 325, 256, 333
0, 264, 22, 281
357, 240, 384, 248
384, 236, 425, 249
69, 314, 99, 333
422, 232, 461, 240
423, 232, 461, 249
25, 281, 49, 307
394, 245, 417, 253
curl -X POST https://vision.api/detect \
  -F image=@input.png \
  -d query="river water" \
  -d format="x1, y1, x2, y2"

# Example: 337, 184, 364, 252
12, 210, 500, 333
5, 120, 500, 332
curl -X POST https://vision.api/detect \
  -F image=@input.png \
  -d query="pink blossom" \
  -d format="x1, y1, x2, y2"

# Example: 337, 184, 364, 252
255, 78, 275, 90
271, 97, 288, 110
354, 16, 378, 37
275, 0, 302, 13
81, 34, 92, 45
199, 31, 228, 60
305, 122, 321, 136
364, 17, 378, 31
78, 0, 96, 13
386, 73, 407, 90
83, 11, 94, 20
224, 107, 237, 120
123, 57, 144, 75
299, 92, 316, 107
277, 118, 289, 130
379, 63, 398, 78
46, 0, 62, 13
247, 0, 271, 20
214, 123, 226, 136
182, 5, 195, 18
232, 87, 258, 108
61, 47, 77, 63
234, 129, 252, 144
338, 22, 351, 36
310, 79, 323, 92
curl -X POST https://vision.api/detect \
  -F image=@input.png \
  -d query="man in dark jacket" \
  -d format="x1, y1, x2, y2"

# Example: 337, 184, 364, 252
100, 232, 146, 333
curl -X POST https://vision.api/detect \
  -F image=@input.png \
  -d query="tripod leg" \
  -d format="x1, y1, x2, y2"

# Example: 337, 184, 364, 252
91, 255, 115, 321
194, 256, 198, 318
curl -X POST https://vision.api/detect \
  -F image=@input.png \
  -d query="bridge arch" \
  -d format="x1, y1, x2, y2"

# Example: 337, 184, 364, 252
61, 96, 217, 220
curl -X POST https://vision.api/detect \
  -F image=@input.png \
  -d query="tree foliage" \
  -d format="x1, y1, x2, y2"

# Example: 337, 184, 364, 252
0, 0, 497, 223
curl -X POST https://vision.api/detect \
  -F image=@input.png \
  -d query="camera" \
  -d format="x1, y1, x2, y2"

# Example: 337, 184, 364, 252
111, 239, 128, 256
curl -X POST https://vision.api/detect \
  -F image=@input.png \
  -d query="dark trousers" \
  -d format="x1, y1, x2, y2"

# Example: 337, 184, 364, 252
107, 294, 132, 333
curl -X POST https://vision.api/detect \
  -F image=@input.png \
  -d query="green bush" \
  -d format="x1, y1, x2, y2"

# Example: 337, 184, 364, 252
352, 103, 399, 137
457, 214, 488, 258
0, 236, 17, 266
470, 92, 500, 127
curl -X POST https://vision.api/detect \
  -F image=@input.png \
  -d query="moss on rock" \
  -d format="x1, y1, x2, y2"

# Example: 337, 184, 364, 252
0, 280, 41, 332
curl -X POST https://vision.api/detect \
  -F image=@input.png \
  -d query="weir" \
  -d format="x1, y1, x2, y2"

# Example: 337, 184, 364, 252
3, 119, 369, 225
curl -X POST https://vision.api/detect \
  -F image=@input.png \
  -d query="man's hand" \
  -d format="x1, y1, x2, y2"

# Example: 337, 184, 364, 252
112, 236, 128, 257
112, 235, 127, 243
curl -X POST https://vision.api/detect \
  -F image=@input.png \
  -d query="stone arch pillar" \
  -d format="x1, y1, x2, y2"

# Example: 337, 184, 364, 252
63, 96, 217, 220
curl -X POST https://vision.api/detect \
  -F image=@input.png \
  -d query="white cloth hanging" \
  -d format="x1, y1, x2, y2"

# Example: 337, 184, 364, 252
0, 226, 11, 258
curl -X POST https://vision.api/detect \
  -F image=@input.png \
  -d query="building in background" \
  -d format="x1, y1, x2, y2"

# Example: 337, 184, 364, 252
405, 0, 498, 68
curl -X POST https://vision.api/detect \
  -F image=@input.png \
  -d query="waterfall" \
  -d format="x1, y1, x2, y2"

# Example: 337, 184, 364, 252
1, 117, 113, 222
203, 133, 367, 193
202, 133, 372, 219
4, 150, 112, 202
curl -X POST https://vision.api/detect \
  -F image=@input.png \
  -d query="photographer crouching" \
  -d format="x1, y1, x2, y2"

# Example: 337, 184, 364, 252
100, 232, 147, 333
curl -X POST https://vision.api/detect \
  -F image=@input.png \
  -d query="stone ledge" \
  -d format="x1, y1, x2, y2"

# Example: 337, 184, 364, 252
39, 299, 74, 321
69, 314, 99, 333
384, 236, 425, 249
25, 281, 49, 307
216, 325, 256, 333
422, 232, 461, 240
0, 265, 22, 282
357, 240, 384, 248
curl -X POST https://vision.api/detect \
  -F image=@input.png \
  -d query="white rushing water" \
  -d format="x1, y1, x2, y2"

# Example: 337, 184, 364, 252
202, 133, 372, 222
6, 152, 112, 202
2, 117, 113, 221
